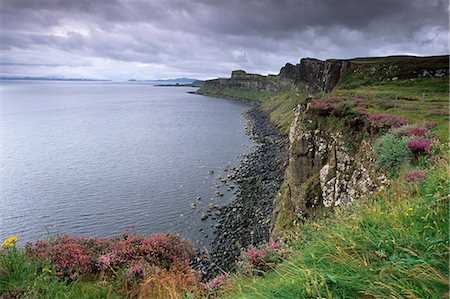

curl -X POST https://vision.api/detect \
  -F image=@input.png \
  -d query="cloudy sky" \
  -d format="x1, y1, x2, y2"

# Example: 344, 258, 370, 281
0, 0, 448, 80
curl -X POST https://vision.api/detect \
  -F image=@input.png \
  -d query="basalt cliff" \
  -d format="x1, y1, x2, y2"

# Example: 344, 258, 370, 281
197, 55, 449, 234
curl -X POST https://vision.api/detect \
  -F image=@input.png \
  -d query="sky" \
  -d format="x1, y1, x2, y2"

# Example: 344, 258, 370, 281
0, 0, 448, 80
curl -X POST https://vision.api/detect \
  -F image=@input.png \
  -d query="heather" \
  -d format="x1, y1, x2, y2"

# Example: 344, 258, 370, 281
237, 242, 283, 274
2, 56, 449, 298
405, 169, 427, 182
307, 96, 410, 131
373, 121, 440, 175
225, 150, 449, 298
0, 232, 208, 298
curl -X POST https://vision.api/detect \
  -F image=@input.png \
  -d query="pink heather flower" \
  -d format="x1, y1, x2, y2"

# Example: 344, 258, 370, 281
201, 273, 229, 291
367, 113, 408, 128
430, 108, 448, 116
407, 127, 429, 137
405, 170, 427, 182
407, 138, 432, 155
239, 242, 282, 268
308, 98, 344, 116
352, 97, 370, 104
356, 107, 369, 115
25, 232, 195, 279
124, 264, 145, 279
268, 242, 281, 250
422, 121, 437, 129
97, 254, 112, 270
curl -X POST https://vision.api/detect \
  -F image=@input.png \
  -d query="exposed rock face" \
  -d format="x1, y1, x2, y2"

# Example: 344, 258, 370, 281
229, 70, 279, 92
200, 55, 448, 97
279, 58, 350, 93
280, 103, 389, 218
201, 58, 349, 95
195, 54, 448, 234
201, 70, 280, 93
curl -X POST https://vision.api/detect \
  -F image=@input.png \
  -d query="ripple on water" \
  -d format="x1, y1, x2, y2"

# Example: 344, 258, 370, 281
0, 82, 254, 246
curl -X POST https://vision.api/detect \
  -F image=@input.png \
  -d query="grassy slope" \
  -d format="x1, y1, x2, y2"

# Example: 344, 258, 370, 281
222, 57, 449, 298
198, 84, 308, 135
333, 56, 449, 139
224, 155, 448, 298
0, 248, 121, 298
1, 56, 448, 298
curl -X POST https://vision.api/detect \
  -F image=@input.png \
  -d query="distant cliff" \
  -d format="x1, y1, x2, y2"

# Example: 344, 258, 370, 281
196, 54, 449, 236
197, 55, 449, 96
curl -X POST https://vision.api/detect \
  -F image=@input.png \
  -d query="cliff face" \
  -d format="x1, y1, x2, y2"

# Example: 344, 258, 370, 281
279, 58, 350, 93
201, 58, 350, 95
196, 55, 448, 233
199, 55, 449, 98
276, 103, 388, 222
201, 70, 280, 94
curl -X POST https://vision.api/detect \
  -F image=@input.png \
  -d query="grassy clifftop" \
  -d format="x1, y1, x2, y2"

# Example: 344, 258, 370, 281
224, 153, 448, 298
1, 56, 448, 298
199, 55, 449, 298
198, 55, 449, 137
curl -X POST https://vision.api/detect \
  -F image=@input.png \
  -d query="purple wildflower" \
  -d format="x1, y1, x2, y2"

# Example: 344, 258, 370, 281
407, 138, 432, 155
405, 170, 427, 182
201, 273, 229, 291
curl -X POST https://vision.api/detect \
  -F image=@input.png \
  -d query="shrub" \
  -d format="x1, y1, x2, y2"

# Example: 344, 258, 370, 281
25, 233, 195, 279
138, 259, 204, 299
367, 113, 409, 129
405, 169, 427, 182
201, 273, 229, 292
352, 97, 370, 105
392, 122, 438, 138
407, 138, 432, 155
25, 237, 98, 278
422, 121, 438, 129
356, 107, 369, 116
332, 101, 356, 117
430, 108, 448, 116
374, 133, 412, 171
238, 242, 283, 272
308, 98, 343, 116
407, 127, 429, 137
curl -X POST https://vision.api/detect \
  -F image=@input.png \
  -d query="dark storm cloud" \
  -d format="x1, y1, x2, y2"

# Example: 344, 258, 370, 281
0, 0, 448, 79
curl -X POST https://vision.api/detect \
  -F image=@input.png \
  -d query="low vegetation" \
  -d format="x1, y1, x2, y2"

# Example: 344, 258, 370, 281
224, 151, 448, 298
220, 61, 448, 298
2, 57, 448, 298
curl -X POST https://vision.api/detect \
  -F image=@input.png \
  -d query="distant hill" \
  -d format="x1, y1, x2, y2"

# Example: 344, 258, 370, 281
154, 80, 205, 87
0, 76, 110, 81
145, 78, 199, 84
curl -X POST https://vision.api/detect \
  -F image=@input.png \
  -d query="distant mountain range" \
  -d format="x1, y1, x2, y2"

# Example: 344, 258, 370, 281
0, 76, 200, 84
0, 76, 110, 81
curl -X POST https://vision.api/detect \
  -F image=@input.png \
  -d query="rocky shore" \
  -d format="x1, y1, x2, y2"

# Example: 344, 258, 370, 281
193, 104, 288, 279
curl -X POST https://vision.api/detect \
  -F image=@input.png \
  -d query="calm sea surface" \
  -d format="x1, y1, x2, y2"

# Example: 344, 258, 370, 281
0, 81, 253, 245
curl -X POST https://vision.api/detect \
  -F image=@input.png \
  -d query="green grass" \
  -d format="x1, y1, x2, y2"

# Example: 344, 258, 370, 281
0, 248, 121, 298
3, 57, 447, 298
220, 87, 274, 102
333, 77, 449, 102
197, 85, 274, 102
331, 76, 449, 141
224, 152, 449, 298
198, 83, 306, 135
336, 55, 449, 92
260, 86, 307, 135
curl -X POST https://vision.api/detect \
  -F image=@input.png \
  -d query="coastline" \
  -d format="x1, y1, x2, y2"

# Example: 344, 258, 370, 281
192, 93, 288, 278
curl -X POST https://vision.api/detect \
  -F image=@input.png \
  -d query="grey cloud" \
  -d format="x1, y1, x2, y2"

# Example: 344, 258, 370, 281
0, 0, 448, 79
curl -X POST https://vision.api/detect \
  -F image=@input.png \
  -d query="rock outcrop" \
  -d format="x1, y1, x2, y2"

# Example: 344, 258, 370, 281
199, 55, 448, 97
200, 70, 280, 94
279, 103, 389, 219
279, 58, 350, 93
195, 54, 448, 233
